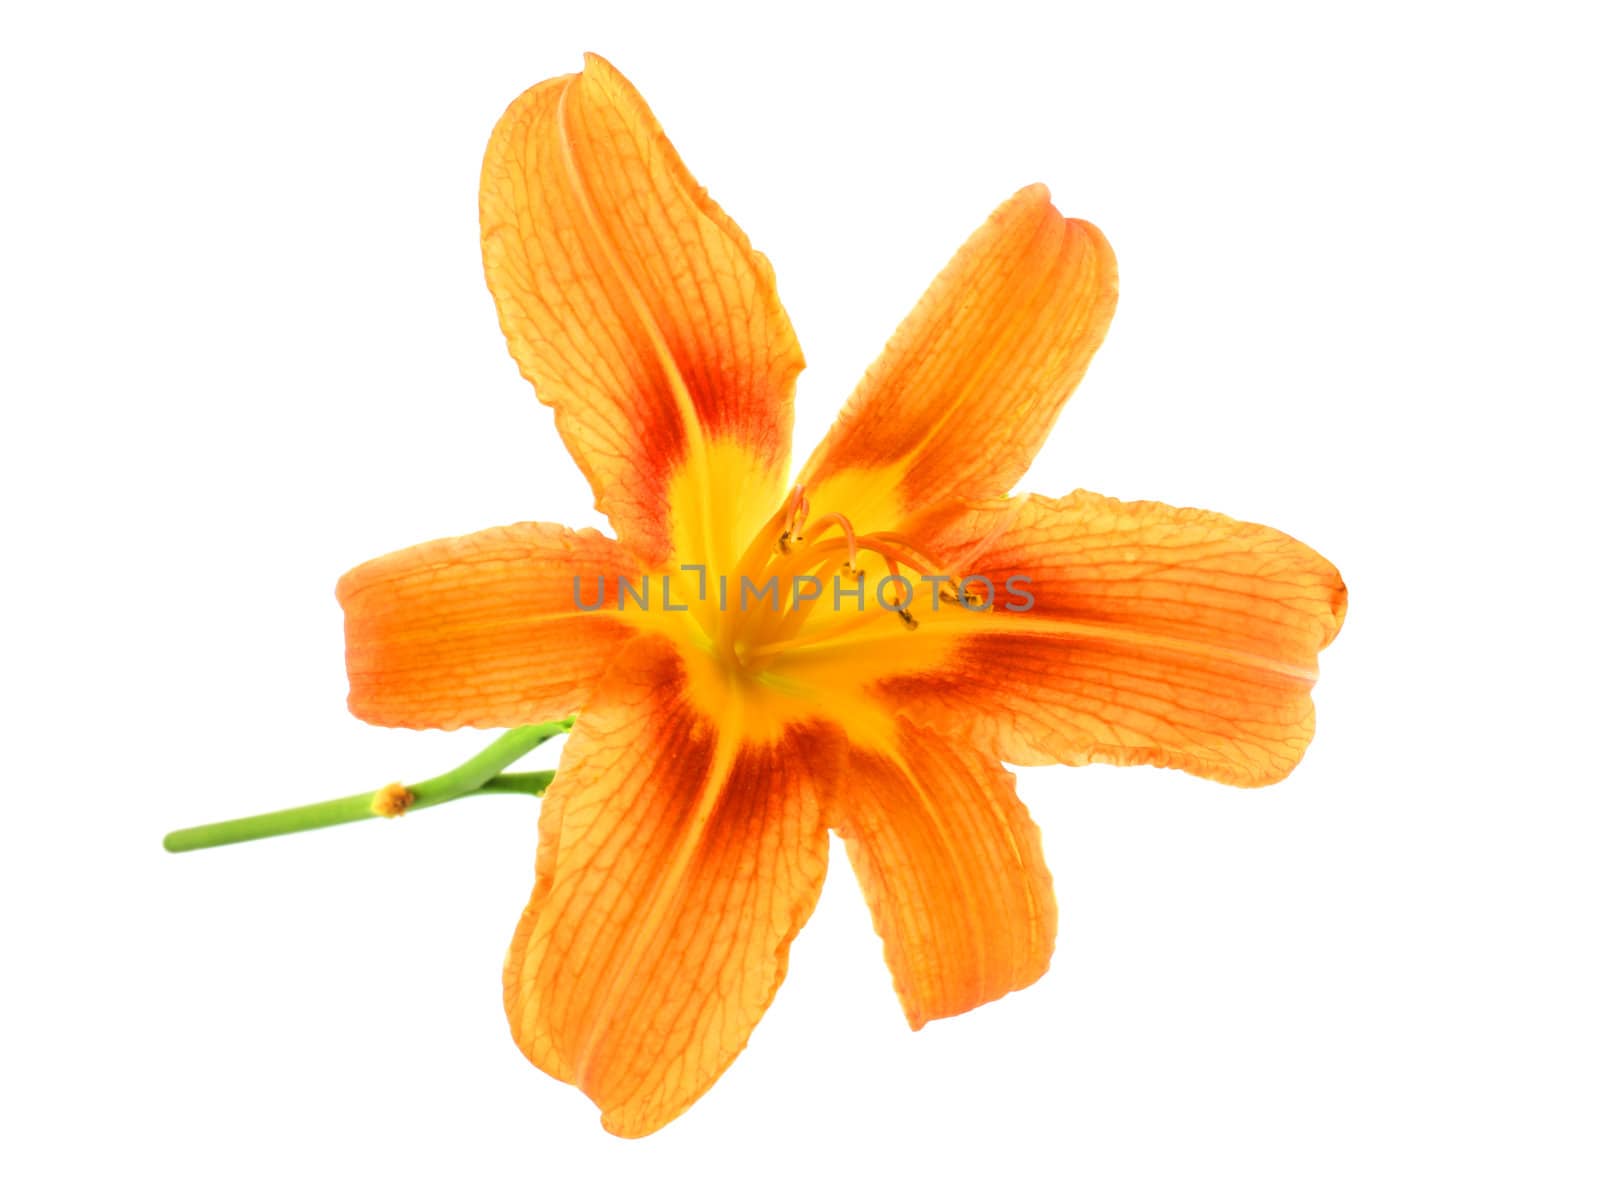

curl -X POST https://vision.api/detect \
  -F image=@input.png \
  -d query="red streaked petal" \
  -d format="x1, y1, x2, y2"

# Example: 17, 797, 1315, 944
828, 718, 1057, 1029
336, 522, 637, 729
503, 635, 830, 1137
481, 55, 803, 565
797, 185, 1117, 535
893, 490, 1347, 786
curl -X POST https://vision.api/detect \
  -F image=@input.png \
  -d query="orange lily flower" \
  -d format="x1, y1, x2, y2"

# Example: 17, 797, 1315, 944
336, 54, 1345, 1137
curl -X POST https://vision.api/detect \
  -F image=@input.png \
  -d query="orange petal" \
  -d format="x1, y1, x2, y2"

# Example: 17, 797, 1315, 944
481, 55, 803, 567
503, 635, 830, 1137
892, 491, 1347, 786
336, 522, 637, 729
797, 185, 1117, 535
828, 718, 1057, 1029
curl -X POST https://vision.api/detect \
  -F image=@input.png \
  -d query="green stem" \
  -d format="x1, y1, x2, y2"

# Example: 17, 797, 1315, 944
162, 720, 571, 854
475, 771, 555, 797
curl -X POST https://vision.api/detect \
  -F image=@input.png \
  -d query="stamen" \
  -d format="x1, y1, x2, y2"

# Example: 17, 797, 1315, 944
882, 553, 906, 604
790, 494, 810, 540
775, 485, 812, 554
815, 513, 858, 571
861, 530, 969, 589
783, 484, 805, 530
730, 494, 991, 668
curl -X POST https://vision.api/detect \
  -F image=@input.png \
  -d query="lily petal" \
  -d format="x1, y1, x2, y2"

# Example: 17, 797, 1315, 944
829, 718, 1057, 1029
504, 635, 830, 1137
893, 491, 1347, 786
481, 54, 803, 568
336, 522, 637, 729
797, 185, 1117, 535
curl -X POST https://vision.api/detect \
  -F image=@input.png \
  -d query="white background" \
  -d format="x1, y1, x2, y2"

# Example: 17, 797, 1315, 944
3, 1, 1596, 1173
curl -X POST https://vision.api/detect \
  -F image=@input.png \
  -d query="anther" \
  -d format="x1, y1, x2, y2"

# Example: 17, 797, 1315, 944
897, 607, 919, 631
938, 580, 989, 608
